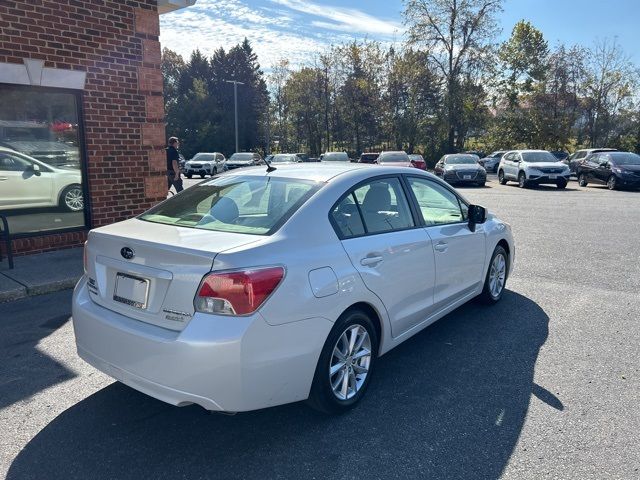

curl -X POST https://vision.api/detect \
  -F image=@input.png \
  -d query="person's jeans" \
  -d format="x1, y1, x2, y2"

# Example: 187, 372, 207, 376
167, 171, 184, 193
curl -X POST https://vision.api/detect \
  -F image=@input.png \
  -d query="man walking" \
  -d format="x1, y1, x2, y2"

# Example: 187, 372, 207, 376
166, 136, 184, 194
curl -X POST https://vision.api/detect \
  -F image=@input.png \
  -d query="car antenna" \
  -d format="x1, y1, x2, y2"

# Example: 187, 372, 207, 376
265, 155, 277, 173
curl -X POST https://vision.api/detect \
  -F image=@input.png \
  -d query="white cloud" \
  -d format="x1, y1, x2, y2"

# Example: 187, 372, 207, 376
159, 0, 402, 69
270, 0, 403, 36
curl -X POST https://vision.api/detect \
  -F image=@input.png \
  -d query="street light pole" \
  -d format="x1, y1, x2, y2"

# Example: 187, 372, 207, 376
225, 80, 244, 153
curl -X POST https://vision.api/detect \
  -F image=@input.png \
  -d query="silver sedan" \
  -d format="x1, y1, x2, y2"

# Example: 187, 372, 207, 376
73, 163, 514, 414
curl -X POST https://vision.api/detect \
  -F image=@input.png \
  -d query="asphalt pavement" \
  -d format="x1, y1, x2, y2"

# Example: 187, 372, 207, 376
1, 176, 638, 479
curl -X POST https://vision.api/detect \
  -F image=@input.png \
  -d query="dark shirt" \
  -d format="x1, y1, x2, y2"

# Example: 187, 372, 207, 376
166, 145, 180, 171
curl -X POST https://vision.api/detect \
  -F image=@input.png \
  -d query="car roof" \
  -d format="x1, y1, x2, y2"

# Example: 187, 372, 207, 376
218, 162, 431, 183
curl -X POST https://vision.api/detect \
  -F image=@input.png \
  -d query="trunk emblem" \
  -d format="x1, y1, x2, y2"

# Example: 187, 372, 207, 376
120, 247, 135, 260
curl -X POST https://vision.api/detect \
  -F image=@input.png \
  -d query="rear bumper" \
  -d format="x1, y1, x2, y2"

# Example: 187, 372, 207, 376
72, 278, 332, 412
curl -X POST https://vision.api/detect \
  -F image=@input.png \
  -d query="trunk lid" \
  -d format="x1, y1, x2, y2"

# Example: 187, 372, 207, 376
85, 218, 261, 331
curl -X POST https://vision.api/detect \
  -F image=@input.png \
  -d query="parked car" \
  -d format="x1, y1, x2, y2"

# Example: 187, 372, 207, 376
550, 150, 569, 162
434, 154, 487, 187
408, 154, 427, 170
480, 151, 507, 173
0, 147, 83, 212
377, 151, 426, 171
577, 151, 640, 190
73, 163, 514, 414
498, 150, 570, 189
567, 148, 617, 175
295, 153, 310, 162
270, 153, 300, 164
464, 150, 485, 161
359, 152, 379, 164
0, 120, 80, 168
226, 152, 263, 169
183, 152, 226, 178
321, 151, 349, 162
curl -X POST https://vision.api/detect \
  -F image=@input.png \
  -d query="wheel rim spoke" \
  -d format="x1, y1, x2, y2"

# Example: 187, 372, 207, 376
330, 323, 371, 401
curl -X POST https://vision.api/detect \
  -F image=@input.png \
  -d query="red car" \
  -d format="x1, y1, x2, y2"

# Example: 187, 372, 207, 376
377, 151, 426, 170
408, 154, 427, 170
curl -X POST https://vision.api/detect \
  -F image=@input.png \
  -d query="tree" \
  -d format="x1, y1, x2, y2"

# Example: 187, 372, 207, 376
499, 20, 548, 107
583, 39, 638, 147
405, 0, 504, 152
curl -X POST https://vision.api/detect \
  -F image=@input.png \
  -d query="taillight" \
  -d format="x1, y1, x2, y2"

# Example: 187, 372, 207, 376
194, 267, 285, 315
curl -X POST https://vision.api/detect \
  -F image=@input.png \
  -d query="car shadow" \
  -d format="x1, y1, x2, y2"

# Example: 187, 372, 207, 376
8, 291, 549, 480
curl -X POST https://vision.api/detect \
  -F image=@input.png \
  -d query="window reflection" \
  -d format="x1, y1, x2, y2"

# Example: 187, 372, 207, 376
0, 85, 87, 234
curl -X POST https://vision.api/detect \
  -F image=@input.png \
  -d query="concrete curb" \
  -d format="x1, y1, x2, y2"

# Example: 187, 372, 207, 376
0, 247, 83, 303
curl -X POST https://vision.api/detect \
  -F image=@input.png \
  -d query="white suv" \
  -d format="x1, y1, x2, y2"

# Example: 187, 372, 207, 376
184, 152, 226, 178
498, 150, 571, 189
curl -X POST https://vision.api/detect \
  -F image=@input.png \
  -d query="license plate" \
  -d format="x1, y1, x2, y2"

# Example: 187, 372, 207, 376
113, 273, 149, 309
464, 175, 471, 180
549, 174, 557, 179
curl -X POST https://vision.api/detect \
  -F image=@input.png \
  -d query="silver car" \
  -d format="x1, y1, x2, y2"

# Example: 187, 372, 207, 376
184, 152, 226, 178
73, 164, 514, 414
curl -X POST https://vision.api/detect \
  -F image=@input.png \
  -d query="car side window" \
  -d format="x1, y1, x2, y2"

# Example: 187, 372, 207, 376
0, 152, 31, 171
330, 194, 365, 238
576, 151, 587, 159
352, 178, 414, 234
406, 177, 466, 226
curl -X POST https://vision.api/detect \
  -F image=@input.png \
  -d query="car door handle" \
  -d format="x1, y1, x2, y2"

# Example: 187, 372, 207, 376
434, 242, 448, 252
360, 255, 383, 267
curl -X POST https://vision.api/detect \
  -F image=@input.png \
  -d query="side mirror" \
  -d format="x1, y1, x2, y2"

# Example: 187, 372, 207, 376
468, 204, 486, 232
28, 164, 41, 176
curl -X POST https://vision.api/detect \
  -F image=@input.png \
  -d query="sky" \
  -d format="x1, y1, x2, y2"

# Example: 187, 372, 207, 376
159, 0, 640, 69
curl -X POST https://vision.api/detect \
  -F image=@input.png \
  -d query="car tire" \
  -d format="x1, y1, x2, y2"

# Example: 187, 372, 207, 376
212, 167, 217, 176
607, 175, 618, 190
478, 245, 509, 304
59, 184, 84, 212
556, 179, 567, 189
578, 173, 588, 187
498, 170, 507, 185
200, 174, 205, 179
186, 173, 192, 179
518, 172, 528, 188
307, 309, 378, 414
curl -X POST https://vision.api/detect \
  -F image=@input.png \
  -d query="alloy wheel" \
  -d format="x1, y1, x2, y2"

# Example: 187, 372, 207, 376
489, 253, 506, 298
329, 324, 371, 401
608, 176, 617, 190
64, 187, 84, 211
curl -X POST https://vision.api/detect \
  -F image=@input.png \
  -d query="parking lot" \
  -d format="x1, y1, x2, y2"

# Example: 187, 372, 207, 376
1, 175, 638, 479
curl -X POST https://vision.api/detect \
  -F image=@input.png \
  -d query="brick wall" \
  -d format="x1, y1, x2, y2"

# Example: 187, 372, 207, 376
0, 0, 167, 255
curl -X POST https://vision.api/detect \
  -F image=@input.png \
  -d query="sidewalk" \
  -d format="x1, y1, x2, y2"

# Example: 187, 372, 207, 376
0, 247, 83, 303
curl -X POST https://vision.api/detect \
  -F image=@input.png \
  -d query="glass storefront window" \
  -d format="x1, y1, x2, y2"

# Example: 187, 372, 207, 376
0, 85, 88, 235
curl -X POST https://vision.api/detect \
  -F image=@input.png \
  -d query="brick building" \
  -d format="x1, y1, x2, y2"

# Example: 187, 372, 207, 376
0, 0, 196, 256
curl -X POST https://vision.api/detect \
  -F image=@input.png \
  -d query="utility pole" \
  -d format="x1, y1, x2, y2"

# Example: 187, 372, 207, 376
225, 79, 244, 153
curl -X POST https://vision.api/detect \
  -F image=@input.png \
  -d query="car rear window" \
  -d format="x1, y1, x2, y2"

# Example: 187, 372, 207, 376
139, 175, 321, 235
379, 152, 410, 162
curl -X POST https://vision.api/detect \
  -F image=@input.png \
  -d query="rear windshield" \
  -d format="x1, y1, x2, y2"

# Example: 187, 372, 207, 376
139, 175, 321, 235
379, 152, 410, 162
323, 152, 349, 162
272, 154, 297, 163
522, 151, 557, 163
229, 153, 255, 161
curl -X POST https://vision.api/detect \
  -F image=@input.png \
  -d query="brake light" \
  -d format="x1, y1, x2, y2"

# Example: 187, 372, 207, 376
194, 267, 285, 315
